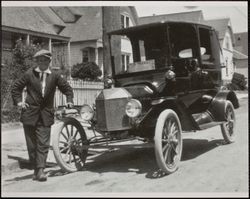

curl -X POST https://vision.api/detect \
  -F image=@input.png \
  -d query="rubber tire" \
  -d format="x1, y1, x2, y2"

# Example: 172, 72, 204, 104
154, 109, 183, 174
220, 100, 236, 144
52, 117, 88, 172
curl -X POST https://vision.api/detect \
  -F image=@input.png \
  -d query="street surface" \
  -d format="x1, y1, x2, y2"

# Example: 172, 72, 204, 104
1, 97, 249, 197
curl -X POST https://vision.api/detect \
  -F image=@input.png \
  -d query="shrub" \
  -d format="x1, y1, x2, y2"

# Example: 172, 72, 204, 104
1, 39, 40, 123
1, 107, 21, 123
71, 62, 102, 81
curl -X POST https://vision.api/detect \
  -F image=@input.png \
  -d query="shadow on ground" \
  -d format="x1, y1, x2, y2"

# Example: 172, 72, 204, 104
181, 138, 225, 161
4, 138, 226, 182
52, 138, 224, 179
4, 174, 34, 182
4, 168, 69, 183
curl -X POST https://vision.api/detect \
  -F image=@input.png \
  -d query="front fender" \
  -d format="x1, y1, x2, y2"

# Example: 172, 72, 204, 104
208, 90, 239, 121
138, 97, 199, 132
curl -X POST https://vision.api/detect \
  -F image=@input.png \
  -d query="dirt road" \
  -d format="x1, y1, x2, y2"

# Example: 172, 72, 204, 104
2, 98, 248, 197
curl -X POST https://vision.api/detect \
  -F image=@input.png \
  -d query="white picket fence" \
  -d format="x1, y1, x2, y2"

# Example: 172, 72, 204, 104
22, 80, 104, 107
54, 80, 104, 107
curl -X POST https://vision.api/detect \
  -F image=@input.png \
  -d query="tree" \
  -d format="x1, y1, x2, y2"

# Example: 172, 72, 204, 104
1, 39, 39, 122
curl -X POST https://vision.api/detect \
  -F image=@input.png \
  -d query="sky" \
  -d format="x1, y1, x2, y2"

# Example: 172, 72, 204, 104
135, 3, 248, 33
2, 1, 248, 33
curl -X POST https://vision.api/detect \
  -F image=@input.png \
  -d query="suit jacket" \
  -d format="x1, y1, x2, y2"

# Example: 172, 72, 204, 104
11, 68, 73, 127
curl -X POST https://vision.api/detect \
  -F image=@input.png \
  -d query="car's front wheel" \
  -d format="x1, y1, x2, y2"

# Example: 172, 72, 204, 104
52, 117, 89, 172
220, 100, 236, 144
154, 109, 183, 174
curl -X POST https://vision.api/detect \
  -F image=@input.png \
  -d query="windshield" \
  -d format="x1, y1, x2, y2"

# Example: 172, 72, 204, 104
110, 26, 169, 75
109, 23, 200, 76
168, 23, 198, 59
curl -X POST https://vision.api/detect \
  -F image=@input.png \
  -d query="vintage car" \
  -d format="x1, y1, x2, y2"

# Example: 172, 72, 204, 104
52, 21, 239, 174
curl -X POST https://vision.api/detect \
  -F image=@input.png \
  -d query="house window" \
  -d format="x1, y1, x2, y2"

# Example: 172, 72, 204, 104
82, 50, 89, 62
121, 14, 130, 28
121, 54, 130, 72
121, 15, 125, 28
126, 16, 129, 28
126, 55, 130, 69
121, 55, 125, 70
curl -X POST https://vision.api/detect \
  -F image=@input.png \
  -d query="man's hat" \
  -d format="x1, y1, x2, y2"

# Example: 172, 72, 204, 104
33, 49, 52, 59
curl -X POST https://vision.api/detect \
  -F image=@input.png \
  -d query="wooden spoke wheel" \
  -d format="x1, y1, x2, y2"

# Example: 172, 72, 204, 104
220, 100, 236, 144
52, 117, 89, 172
154, 109, 183, 174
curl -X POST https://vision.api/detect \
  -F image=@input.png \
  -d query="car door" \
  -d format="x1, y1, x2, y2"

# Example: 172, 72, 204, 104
198, 26, 223, 88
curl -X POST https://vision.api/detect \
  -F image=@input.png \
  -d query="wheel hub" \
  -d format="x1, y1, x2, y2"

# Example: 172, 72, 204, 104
228, 120, 234, 128
68, 137, 76, 146
167, 134, 177, 144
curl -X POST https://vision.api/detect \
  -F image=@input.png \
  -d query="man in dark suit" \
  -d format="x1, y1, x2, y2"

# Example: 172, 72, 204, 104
11, 49, 74, 181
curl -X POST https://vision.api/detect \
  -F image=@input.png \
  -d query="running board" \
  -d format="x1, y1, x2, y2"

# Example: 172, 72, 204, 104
199, 121, 224, 130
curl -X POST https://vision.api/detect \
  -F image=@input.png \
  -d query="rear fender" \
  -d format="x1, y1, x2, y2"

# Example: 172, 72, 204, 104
208, 90, 239, 121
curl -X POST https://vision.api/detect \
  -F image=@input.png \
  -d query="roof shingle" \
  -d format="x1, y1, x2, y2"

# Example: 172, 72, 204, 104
2, 7, 65, 36
34, 7, 66, 27
60, 7, 102, 42
205, 18, 230, 39
233, 49, 248, 60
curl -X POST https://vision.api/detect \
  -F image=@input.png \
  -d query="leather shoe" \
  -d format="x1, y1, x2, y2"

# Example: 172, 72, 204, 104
32, 169, 38, 181
37, 168, 47, 182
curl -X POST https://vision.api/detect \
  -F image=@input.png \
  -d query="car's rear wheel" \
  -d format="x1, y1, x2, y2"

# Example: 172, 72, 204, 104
52, 117, 89, 172
154, 109, 183, 174
220, 100, 236, 144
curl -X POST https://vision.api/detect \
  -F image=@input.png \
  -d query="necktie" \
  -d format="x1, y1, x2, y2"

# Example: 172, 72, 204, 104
40, 72, 46, 97
40, 72, 44, 81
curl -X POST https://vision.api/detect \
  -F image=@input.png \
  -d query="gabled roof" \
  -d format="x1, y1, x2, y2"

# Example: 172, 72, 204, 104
234, 32, 248, 39
233, 49, 248, 60
139, 10, 204, 25
205, 18, 230, 39
2, 7, 68, 38
128, 6, 139, 25
205, 18, 235, 45
59, 7, 102, 42
50, 7, 79, 23
234, 32, 248, 55
2, 7, 56, 35
34, 7, 66, 27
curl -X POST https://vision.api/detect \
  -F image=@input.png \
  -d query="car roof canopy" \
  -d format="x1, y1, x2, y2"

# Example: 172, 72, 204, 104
108, 21, 212, 36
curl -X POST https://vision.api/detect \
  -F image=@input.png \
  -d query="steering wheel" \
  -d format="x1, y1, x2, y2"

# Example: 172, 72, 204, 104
186, 58, 198, 72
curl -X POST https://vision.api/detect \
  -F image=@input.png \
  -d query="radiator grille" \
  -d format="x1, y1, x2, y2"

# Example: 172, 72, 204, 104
96, 98, 132, 131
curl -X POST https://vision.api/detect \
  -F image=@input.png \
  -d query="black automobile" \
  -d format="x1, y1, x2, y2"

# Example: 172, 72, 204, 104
52, 21, 239, 174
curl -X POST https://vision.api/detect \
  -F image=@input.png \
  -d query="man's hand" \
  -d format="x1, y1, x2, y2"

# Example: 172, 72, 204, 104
66, 102, 74, 109
17, 102, 29, 109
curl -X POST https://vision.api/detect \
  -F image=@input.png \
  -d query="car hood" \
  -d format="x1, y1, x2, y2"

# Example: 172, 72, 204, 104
123, 84, 156, 98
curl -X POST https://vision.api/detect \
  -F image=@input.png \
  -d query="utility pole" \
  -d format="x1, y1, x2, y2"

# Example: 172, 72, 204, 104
102, 6, 121, 77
